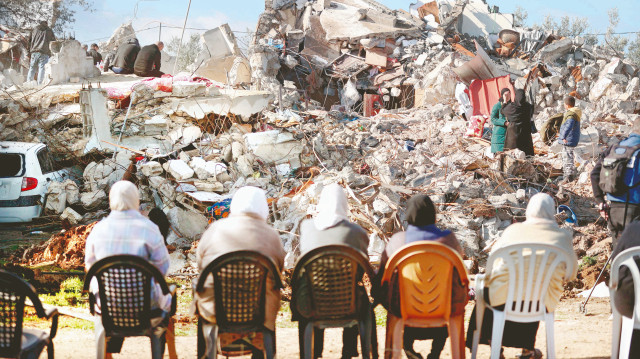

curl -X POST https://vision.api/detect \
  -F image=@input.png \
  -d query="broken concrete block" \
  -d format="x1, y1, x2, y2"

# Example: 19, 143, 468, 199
231, 141, 245, 160
167, 251, 187, 275
141, 161, 163, 177
64, 180, 80, 205
46, 40, 100, 85
194, 181, 224, 192
144, 115, 169, 135
167, 207, 209, 240
181, 126, 202, 145
589, 77, 613, 102
172, 82, 206, 97
167, 160, 195, 180
535, 38, 573, 63
60, 207, 82, 225
81, 190, 107, 208
45, 182, 67, 214
244, 130, 304, 167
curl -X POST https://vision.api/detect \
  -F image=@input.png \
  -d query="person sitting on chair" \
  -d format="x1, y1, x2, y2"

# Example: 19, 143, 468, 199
374, 194, 465, 359
297, 183, 372, 359
195, 186, 285, 359
85, 180, 172, 354
465, 193, 577, 359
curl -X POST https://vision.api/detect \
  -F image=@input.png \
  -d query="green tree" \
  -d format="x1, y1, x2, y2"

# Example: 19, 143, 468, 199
0, 0, 92, 35
165, 33, 202, 73
513, 6, 528, 27
604, 8, 628, 55
628, 33, 640, 67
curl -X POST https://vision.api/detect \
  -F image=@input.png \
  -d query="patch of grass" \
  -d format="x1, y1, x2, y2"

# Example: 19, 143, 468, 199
580, 256, 598, 269
39, 276, 87, 308
23, 307, 94, 331
276, 302, 297, 328
374, 305, 387, 327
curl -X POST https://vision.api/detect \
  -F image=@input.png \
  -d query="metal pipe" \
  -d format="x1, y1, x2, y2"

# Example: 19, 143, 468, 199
172, 0, 192, 74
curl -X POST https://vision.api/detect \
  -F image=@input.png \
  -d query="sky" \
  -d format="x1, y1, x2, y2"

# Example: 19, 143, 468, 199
71, 0, 639, 52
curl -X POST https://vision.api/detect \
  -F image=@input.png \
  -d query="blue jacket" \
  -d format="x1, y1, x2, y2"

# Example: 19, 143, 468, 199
558, 107, 581, 147
607, 134, 640, 204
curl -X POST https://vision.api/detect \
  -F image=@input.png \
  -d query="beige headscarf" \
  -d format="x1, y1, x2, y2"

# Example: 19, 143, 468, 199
109, 180, 140, 211
525, 193, 556, 225
230, 186, 270, 221
314, 183, 349, 230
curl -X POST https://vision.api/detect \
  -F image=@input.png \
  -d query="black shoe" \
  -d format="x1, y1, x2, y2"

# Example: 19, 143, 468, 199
405, 347, 423, 359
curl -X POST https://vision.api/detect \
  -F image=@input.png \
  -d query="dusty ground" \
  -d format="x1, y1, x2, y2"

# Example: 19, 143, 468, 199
46, 296, 611, 359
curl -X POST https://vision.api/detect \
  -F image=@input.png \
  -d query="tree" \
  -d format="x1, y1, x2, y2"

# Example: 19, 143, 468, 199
604, 8, 628, 55
165, 34, 202, 73
627, 33, 640, 67
0, 0, 92, 35
513, 6, 528, 27
535, 13, 597, 46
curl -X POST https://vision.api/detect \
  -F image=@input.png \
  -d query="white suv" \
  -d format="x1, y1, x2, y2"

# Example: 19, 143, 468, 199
0, 142, 70, 223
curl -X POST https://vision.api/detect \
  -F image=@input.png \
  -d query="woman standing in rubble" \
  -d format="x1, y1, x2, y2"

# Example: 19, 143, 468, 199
490, 88, 511, 153
502, 89, 535, 156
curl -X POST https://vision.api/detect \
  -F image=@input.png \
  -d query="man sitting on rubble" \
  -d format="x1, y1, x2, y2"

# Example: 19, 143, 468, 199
134, 41, 164, 78
102, 45, 117, 73
27, 21, 55, 85
85, 180, 172, 354
112, 38, 140, 74
591, 117, 640, 242
558, 95, 581, 183
88, 43, 102, 66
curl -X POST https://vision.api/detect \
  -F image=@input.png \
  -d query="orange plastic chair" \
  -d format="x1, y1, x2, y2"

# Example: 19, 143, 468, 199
381, 242, 470, 359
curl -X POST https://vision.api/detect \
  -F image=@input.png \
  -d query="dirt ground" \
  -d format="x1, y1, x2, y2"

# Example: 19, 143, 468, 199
48, 296, 612, 359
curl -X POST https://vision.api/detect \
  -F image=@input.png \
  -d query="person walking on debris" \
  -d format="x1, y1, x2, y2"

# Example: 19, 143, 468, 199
87, 43, 102, 65
112, 38, 140, 74
490, 88, 511, 153
134, 41, 164, 77
296, 183, 374, 359
590, 117, 640, 242
374, 194, 466, 359
466, 193, 577, 359
502, 89, 535, 156
558, 96, 581, 183
85, 180, 172, 354
194, 186, 285, 359
27, 21, 55, 85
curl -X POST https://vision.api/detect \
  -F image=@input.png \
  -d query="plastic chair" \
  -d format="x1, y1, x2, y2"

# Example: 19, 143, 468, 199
0, 270, 58, 359
609, 247, 640, 359
470, 243, 575, 359
83, 255, 177, 359
291, 245, 376, 359
380, 242, 469, 359
194, 250, 283, 359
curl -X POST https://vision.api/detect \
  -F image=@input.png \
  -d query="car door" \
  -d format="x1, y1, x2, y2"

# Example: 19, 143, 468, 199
0, 152, 26, 202
36, 147, 69, 193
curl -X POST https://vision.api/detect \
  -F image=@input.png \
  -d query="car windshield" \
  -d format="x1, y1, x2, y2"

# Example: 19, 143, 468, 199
0, 153, 25, 177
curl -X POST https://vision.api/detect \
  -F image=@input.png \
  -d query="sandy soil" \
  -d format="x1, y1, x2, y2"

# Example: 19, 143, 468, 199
48, 296, 612, 359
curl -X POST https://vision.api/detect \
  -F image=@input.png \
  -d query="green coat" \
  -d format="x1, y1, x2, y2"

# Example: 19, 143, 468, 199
490, 102, 507, 153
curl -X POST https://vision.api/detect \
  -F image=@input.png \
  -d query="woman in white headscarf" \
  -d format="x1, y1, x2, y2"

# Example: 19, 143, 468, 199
465, 193, 577, 359
195, 186, 285, 357
296, 183, 370, 359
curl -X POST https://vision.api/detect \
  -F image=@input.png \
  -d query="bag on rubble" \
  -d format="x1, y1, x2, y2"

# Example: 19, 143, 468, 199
464, 115, 487, 138
599, 143, 640, 196
540, 113, 564, 145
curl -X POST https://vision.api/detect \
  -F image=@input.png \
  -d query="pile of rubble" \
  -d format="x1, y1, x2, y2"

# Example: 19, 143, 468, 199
1, 0, 638, 282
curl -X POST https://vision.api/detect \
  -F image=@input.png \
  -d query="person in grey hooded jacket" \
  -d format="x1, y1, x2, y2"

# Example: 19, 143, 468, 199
27, 21, 55, 84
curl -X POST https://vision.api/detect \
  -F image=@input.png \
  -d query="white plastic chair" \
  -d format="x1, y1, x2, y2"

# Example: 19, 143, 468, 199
609, 247, 640, 359
470, 243, 575, 359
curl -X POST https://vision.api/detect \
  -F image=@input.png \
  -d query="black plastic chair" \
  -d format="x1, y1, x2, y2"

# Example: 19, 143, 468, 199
83, 255, 177, 359
0, 270, 58, 359
194, 250, 284, 359
291, 245, 376, 359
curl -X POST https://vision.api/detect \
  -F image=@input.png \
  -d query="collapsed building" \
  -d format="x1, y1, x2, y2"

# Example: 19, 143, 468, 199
1, 0, 639, 289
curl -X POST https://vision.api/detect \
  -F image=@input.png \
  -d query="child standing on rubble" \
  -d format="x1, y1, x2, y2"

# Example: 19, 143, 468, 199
490, 88, 511, 153
558, 96, 581, 183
